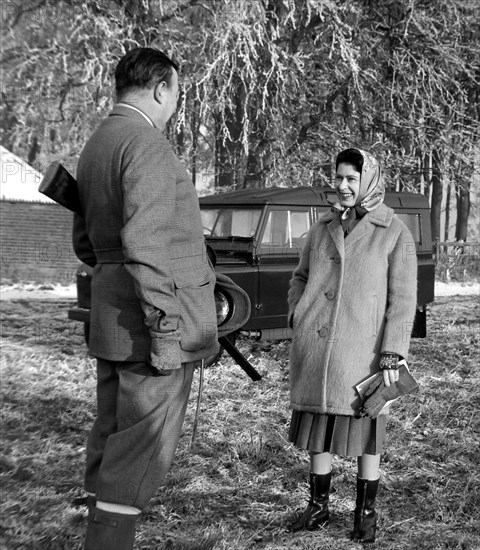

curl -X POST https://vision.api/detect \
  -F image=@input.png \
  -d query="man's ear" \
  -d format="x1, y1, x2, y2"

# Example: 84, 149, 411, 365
153, 81, 167, 104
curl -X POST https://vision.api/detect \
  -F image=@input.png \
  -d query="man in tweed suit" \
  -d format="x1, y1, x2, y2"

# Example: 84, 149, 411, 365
73, 47, 219, 550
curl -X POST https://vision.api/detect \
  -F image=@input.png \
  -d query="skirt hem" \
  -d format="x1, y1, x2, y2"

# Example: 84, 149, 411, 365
289, 411, 387, 457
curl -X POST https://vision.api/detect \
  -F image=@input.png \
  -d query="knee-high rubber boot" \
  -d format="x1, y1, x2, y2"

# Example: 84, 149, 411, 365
351, 477, 379, 544
288, 472, 331, 532
84, 508, 137, 550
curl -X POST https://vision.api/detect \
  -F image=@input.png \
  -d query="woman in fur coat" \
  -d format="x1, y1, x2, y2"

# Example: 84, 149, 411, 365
287, 148, 417, 543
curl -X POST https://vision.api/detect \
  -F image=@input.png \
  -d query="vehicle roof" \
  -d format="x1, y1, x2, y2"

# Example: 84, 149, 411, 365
199, 186, 429, 209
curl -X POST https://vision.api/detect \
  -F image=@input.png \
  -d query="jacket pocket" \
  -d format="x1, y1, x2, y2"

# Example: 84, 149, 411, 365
171, 258, 217, 351
171, 254, 213, 288
169, 240, 212, 287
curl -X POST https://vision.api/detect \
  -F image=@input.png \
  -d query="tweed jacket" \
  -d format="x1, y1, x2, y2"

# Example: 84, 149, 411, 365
73, 105, 219, 365
288, 203, 417, 416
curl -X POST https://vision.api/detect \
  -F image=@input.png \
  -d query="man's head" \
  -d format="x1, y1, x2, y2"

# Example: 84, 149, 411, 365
115, 47, 179, 129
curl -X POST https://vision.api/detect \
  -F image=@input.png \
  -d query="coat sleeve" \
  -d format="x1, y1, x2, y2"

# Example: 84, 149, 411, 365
120, 131, 181, 366
72, 213, 97, 267
381, 223, 418, 359
287, 226, 314, 328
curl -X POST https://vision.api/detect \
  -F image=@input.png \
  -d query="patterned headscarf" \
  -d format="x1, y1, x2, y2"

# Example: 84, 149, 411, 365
330, 149, 385, 216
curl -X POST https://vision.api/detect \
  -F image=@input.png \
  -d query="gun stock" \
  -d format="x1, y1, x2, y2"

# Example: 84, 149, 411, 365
38, 161, 82, 214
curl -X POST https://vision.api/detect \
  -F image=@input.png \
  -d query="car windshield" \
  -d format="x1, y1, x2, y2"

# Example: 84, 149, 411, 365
201, 208, 262, 238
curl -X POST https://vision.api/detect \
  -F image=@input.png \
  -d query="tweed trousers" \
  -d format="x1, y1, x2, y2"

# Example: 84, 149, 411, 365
84, 358, 195, 510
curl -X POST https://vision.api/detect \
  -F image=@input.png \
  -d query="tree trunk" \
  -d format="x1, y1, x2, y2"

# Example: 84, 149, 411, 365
455, 179, 471, 242
191, 93, 199, 188
27, 135, 40, 165
418, 153, 425, 195
214, 79, 244, 189
430, 150, 443, 242
243, 148, 263, 188
215, 132, 236, 188
444, 178, 451, 242
422, 152, 432, 195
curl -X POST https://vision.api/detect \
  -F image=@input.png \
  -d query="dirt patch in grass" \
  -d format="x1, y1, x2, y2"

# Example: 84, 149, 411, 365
1, 294, 479, 549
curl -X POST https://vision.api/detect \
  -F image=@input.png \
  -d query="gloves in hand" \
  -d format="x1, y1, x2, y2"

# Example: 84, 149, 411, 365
358, 376, 402, 419
150, 329, 182, 376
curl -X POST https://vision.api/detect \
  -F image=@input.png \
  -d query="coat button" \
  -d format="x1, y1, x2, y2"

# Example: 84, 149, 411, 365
318, 326, 329, 338
325, 290, 335, 300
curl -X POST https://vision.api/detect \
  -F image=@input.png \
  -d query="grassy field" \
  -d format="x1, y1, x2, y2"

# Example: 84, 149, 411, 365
1, 293, 479, 550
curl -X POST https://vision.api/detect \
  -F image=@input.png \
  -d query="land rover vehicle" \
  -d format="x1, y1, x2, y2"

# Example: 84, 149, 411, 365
199, 186, 434, 339
69, 186, 434, 344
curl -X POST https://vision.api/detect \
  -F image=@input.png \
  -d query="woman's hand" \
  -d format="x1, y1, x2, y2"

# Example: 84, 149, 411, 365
379, 352, 400, 387
382, 368, 399, 387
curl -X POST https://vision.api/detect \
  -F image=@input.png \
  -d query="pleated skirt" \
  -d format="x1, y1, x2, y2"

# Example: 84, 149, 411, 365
289, 411, 387, 457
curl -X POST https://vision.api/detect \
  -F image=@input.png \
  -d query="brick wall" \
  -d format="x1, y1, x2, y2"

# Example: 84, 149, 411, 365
0, 200, 79, 283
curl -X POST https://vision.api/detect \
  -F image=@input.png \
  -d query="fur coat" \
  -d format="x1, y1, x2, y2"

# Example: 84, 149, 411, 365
288, 203, 417, 416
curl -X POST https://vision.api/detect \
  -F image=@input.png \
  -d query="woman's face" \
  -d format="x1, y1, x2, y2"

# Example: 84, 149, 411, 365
334, 162, 361, 207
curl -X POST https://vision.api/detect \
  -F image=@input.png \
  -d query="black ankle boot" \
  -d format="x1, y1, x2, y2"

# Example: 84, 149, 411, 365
351, 477, 379, 544
288, 472, 331, 532
84, 508, 137, 550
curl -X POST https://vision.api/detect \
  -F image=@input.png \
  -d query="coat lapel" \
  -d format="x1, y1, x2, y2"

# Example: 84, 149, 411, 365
327, 215, 345, 258
343, 216, 371, 251
344, 203, 393, 251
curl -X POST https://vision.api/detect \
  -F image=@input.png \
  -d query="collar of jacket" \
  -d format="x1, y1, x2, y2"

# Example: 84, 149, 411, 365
109, 104, 156, 127
320, 202, 394, 228
322, 203, 395, 257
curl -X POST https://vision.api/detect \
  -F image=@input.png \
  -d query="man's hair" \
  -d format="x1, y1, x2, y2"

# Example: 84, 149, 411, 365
335, 148, 364, 173
115, 47, 178, 99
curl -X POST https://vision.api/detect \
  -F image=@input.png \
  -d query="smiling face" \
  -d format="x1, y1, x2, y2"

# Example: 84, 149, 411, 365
334, 162, 361, 207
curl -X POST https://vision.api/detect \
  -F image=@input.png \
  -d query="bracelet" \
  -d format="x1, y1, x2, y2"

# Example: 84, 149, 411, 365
379, 353, 399, 370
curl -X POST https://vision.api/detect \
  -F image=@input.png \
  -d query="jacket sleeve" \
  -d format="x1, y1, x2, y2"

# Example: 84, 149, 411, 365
381, 223, 418, 359
287, 226, 314, 328
120, 131, 181, 365
72, 213, 97, 267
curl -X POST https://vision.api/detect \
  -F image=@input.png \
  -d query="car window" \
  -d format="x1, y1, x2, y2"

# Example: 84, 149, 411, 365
201, 209, 218, 234
397, 213, 422, 244
261, 209, 310, 247
201, 208, 262, 237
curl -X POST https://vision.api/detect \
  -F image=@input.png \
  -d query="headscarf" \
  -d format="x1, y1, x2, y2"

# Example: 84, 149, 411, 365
330, 149, 385, 217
